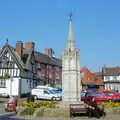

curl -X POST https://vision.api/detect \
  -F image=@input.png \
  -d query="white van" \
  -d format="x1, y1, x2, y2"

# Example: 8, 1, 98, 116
37, 85, 62, 96
31, 86, 61, 101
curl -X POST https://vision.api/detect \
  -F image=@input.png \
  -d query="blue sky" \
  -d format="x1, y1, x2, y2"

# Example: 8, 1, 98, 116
0, 0, 120, 72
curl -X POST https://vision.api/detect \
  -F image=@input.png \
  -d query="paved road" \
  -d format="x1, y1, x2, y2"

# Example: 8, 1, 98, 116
2, 114, 119, 120
0, 118, 24, 120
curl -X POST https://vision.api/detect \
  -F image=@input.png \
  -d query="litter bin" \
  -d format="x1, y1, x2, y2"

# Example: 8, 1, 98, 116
27, 95, 34, 103
5, 96, 18, 112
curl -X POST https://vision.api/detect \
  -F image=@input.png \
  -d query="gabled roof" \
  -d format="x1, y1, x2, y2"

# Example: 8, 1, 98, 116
0, 45, 23, 70
34, 51, 62, 67
0, 44, 62, 70
81, 67, 104, 85
102, 67, 120, 76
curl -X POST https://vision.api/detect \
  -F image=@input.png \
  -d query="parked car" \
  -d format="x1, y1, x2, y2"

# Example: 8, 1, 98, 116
49, 88, 63, 98
81, 92, 98, 102
52, 88, 62, 94
36, 85, 62, 98
81, 90, 120, 102
81, 92, 109, 102
102, 91, 120, 102
31, 86, 61, 101
92, 92, 109, 102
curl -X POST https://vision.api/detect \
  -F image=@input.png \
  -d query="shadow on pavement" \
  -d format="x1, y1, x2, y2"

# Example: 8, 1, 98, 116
0, 118, 24, 120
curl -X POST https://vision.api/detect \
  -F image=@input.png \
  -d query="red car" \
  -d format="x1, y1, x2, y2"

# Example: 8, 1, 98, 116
102, 91, 120, 102
81, 91, 120, 102
92, 93, 108, 102
81, 92, 105, 102
83, 92, 109, 102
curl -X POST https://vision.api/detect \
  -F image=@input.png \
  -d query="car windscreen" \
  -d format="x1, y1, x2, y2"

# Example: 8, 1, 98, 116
104, 92, 114, 96
86, 93, 105, 97
44, 90, 50, 94
48, 90, 56, 94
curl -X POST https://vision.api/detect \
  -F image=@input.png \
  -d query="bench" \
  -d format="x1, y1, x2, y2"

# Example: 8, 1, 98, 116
70, 103, 88, 116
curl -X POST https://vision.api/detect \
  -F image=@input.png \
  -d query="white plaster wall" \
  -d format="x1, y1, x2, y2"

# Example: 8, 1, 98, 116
0, 78, 19, 96
104, 76, 120, 82
0, 88, 7, 95
10, 78, 19, 96
105, 82, 120, 92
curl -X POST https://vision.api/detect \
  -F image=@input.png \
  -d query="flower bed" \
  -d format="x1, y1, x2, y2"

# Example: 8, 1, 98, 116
20, 101, 58, 109
18, 101, 58, 116
102, 102, 120, 108
101, 102, 120, 115
17, 101, 120, 118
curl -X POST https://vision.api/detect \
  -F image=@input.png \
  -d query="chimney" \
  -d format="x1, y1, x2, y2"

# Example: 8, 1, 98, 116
25, 42, 35, 50
16, 41, 23, 57
45, 48, 54, 57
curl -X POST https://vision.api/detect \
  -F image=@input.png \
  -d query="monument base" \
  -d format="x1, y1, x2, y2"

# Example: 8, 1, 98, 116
57, 101, 87, 117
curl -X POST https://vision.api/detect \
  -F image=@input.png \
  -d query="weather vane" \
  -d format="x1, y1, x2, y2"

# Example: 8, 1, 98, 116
6, 38, 8, 45
68, 12, 73, 21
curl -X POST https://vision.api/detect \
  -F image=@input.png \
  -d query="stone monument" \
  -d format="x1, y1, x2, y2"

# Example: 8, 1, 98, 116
62, 14, 82, 104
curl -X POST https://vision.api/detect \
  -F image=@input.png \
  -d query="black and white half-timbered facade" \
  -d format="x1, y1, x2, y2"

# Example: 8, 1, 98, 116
0, 41, 62, 97
102, 67, 120, 92
0, 43, 36, 97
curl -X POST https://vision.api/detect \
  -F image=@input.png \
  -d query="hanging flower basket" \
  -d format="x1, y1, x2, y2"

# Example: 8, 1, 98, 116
4, 72, 10, 79
23, 64, 28, 71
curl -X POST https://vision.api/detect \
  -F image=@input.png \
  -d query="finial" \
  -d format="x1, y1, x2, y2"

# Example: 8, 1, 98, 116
6, 38, 8, 45
68, 12, 72, 21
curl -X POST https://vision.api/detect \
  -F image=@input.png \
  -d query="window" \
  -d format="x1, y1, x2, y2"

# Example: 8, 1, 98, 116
29, 80, 32, 88
17, 69, 20, 76
44, 90, 50, 94
0, 70, 1, 76
105, 76, 110, 81
16, 69, 18, 76
113, 76, 117, 81
14, 69, 16, 76
0, 79, 6, 88
0, 61, 2, 68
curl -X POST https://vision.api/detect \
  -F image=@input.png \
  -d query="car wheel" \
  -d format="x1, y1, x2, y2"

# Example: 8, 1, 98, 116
52, 97, 56, 101
34, 95, 38, 100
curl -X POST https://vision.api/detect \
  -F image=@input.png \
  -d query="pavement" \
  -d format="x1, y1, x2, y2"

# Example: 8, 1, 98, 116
0, 112, 19, 120
0, 118, 24, 120
1, 114, 119, 120
0, 114, 119, 120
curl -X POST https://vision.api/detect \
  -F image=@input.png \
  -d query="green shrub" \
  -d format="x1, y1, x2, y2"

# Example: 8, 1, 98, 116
18, 107, 35, 115
26, 107, 35, 115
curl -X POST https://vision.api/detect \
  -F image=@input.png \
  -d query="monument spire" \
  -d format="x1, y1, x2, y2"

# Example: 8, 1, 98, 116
62, 13, 81, 104
67, 13, 75, 51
